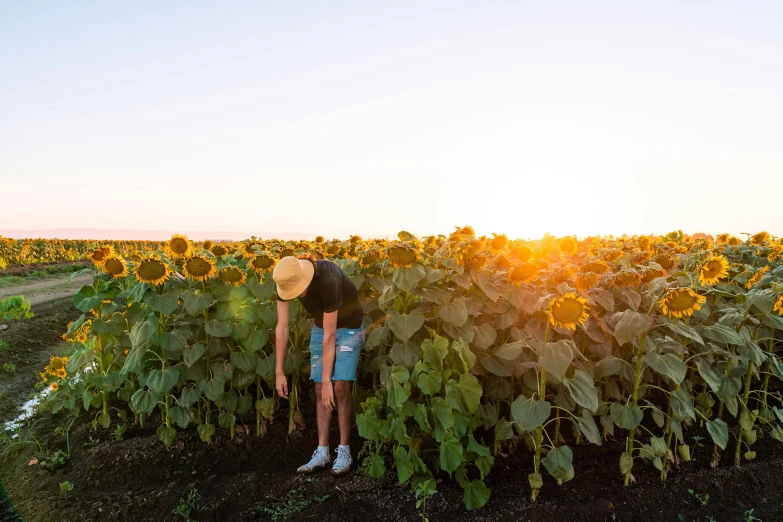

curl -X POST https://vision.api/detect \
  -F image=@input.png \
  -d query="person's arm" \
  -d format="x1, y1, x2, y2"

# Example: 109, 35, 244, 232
275, 299, 290, 399
320, 310, 338, 410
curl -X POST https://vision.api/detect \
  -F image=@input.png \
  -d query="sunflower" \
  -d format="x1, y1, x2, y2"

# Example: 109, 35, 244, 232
715, 233, 729, 243
507, 263, 537, 285
654, 254, 674, 270
602, 249, 623, 262
509, 244, 533, 263
575, 271, 599, 291
455, 239, 485, 265
165, 234, 193, 259
217, 266, 246, 286
745, 266, 769, 289
279, 248, 295, 259
698, 255, 729, 285
39, 372, 48, 381
751, 231, 770, 246
631, 251, 651, 264
326, 244, 341, 256
313, 236, 325, 244
559, 237, 577, 254
210, 244, 229, 257
87, 245, 116, 267
134, 254, 172, 285
462, 254, 488, 271
50, 383, 59, 391
49, 356, 65, 370
55, 367, 67, 379
203, 240, 214, 251
550, 266, 574, 285
774, 295, 783, 315
489, 233, 508, 253
640, 266, 666, 284
659, 288, 705, 319
548, 293, 589, 330
397, 230, 414, 242
424, 246, 437, 256
581, 260, 610, 275
611, 269, 641, 288
767, 244, 783, 262
183, 254, 217, 281
359, 249, 381, 268
249, 253, 276, 274
727, 236, 741, 246
492, 253, 511, 271
386, 245, 420, 268
102, 256, 128, 278
665, 241, 677, 249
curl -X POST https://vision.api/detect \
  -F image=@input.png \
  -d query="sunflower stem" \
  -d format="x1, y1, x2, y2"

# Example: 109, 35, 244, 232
624, 332, 647, 487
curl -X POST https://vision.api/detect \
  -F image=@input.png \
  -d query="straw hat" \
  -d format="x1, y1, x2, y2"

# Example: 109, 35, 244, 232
272, 257, 315, 300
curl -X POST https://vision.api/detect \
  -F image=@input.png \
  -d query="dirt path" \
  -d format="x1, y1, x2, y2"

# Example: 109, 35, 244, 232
0, 273, 95, 306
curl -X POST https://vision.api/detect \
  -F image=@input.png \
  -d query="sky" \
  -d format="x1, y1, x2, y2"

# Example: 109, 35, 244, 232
1, 0, 782, 240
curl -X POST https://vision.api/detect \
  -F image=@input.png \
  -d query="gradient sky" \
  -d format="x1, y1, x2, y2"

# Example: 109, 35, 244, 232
1, 1, 782, 240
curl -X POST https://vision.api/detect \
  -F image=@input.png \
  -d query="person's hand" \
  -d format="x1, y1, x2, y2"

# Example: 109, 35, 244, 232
276, 372, 289, 399
321, 380, 335, 411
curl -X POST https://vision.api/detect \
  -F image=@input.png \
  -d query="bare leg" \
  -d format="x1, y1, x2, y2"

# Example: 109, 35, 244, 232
334, 381, 352, 446
315, 383, 332, 447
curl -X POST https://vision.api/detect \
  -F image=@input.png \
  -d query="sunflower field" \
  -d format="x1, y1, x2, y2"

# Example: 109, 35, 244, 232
43, 228, 783, 510
0, 236, 162, 269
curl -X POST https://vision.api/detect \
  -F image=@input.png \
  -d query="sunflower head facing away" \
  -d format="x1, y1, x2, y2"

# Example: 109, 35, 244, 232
751, 231, 770, 246
611, 269, 641, 288
774, 295, 783, 315
581, 260, 610, 275
102, 256, 128, 279
359, 248, 381, 268
549, 266, 574, 285
210, 244, 229, 257
659, 288, 706, 319
134, 254, 172, 286
640, 266, 666, 284
165, 234, 193, 259
575, 271, 599, 291
507, 262, 537, 286
698, 255, 729, 286
455, 239, 485, 266
489, 233, 508, 253
510, 244, 533, 263
386, 244, 420, 268
203, 240, 214, 251
745, 266, 769, 289
548, 292, 589, 330
217, 266, 247, 286
559, 237, 577, 255
183, 254, 217, 281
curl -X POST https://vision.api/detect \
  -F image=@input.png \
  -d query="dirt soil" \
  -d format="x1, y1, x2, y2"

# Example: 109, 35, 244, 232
0, 272, 95, 306
0, 260, 91, 278
1, 299, 782, 522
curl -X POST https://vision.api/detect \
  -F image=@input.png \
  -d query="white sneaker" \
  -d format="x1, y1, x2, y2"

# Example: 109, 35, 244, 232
297, 447, 331, 474
331, 445, 352, 476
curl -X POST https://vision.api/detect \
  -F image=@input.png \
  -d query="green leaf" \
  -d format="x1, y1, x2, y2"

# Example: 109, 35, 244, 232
643, 352, 687, 384
528, 473, 543, 490
511, 396, 551, 432
494, 341, 526, 360
542, 445, 573, 480
365, 326, 391, 349
388, 366, 411, 409
394, 446, 414, 483
205, 319, 231, 337
746, 291, 775, 314
392, 264, 426, 293
180, 387, 200, 407
197, 422, 215, 442
650, 436, 668, 457
595, 356, 623, 379
540, 340, 573, 382
146, 292, 179, 315
170, 405, 194, 429
429, 397, 455, 442
660, 318, 704, 346
445, 373, 482, 414
147, 367, 179, 395
73, 285, 103, 313
613, 310, 653, 346
421, 335, 449, 367
462, 479, 491, 511
706, 418, 728, 449
389, 340, 421, 370
562, 370, 599, 412
218, 411, 236, 429
576, 410, 602, 445
670, 387, 696, 422
156, 425, 176, 447
439, 298, 468, 327
97, 413, 111, 429
388, 311, 425, 342
699, 324, 744, 345
439, 433, 464, 474
610, 402, 643, 430
472, 323, 497, 350
184, 291, 213, 316
416, 366, 443, 395
451, 340, 476, 373
184, 342, 206, 367
131, 389, 159, 415
619, 452, 633, 474
368, 454, 386, 478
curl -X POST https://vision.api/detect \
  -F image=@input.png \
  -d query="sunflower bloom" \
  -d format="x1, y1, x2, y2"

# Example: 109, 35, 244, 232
611, 269, 641, 288
548, 293, 589, 330
183, 254, 217, 281
386, 245, 420, 268
745, 266, 769, 289
659, 288, 706, 319
751, 231, 770, 245
727, 236, 741, 246
489, 233, 508, 253
56, 368, 67, 379
165, 234, 193, 259
655, 255, 675, 270
510, 244, 533, 263
581, 260, 610, 275
210, 244, 229, 257
203, 240, 214, 251
774, 295, 783, 315
492, 253, 511, 271
249, 253, 276, 274
550, 266, 574, 285
134, 254, 172, 285
50, 383, 59, 391
507, 263, 537, 285
575, 272, 599, 291
102, 256, 128, 278
217, 266, 246, 286
359, 249, 381, 268
559, 237, 577, 254
87, 245, 116, 267
698, 255, 729, 285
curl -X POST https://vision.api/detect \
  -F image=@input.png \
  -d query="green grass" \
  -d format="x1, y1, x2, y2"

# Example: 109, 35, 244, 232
0, 263, 88, 288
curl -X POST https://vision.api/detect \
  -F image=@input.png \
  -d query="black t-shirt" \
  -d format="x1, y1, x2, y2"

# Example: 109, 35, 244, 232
277, 259, 364, 329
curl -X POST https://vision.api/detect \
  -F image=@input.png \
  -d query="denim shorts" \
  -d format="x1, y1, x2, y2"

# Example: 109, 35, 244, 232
309, 325, 365, 383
